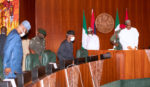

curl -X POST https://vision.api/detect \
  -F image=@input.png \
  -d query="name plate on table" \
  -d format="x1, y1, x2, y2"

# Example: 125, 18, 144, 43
74, 57, 86, 65
87, 55, 98, 62
31, 66, 46, 82
3, 79, 16, 87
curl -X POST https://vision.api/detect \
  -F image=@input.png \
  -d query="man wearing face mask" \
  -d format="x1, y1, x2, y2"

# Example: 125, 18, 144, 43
57, 30, 75, 68
3, 20, 31, 79
29, 29, 46, 56
86, 27, 100, 50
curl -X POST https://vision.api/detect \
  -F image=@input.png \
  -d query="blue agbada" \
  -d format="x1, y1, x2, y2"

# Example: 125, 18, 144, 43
3, 29, 23, 79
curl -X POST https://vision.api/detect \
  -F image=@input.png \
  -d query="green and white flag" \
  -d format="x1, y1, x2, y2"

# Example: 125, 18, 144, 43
82, 11, 88, 49
115, 9, 120, 31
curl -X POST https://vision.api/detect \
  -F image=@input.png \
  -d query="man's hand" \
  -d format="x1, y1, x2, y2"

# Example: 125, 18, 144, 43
39, 56, 42, 61
127, 46, 133, 50
133, 46, 137, 50
72, 60, 74, 64
4, 68, 11, 75
29, 49, 36, 54
111, 41, 119, 47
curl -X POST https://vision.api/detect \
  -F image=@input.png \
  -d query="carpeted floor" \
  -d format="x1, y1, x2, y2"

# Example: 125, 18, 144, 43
101, 78, 150, 87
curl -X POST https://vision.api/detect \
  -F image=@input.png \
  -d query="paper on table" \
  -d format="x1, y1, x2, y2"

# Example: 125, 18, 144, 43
108, 49, 114, 50
3, 79, 17, 87
49, 62, 58, 69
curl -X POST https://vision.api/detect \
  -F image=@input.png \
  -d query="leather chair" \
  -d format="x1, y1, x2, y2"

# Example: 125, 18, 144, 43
76, 48, 88, 62
41, 50, 56, 66
76, 48, 88, 58
25, 54, 41, 71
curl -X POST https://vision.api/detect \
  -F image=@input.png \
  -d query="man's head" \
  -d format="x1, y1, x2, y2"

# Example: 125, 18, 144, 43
125, 19, 131, 30
87, 27, 93, 35
1, 26, 7, 35
17, 20, 31, 37
37, 28, 46, 39
66, 30, 75, 42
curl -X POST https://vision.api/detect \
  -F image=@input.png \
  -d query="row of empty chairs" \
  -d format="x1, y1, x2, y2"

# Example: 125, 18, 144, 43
25, 50, 56, 71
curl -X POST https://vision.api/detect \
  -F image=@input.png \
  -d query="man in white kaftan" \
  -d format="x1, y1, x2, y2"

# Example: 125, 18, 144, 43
85, 27, 100, 50
119, 20, 139, 50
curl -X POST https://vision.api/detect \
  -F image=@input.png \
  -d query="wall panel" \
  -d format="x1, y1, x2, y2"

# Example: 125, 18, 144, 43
20, 0, 35, 39
36, 0, 150, 54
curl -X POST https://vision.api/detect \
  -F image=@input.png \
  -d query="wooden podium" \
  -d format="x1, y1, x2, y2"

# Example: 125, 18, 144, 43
24, 50, 150, 87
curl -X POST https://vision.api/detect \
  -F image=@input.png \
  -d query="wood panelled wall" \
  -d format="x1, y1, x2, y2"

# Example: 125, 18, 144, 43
35, 0, 150, 54
20, 0, 35, 39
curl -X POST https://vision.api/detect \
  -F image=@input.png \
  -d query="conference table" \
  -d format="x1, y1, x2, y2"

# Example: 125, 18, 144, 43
24, 50, 150, 87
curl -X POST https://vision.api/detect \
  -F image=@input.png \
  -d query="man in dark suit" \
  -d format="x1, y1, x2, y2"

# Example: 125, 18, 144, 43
0, 26, 7, 60
0, 26, 7, 79
57, 30, 75, 68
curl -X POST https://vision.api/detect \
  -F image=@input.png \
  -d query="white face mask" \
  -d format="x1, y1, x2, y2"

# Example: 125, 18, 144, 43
20, 28, 26, 37
20, 32, 25, 37
70, 36, 75, 42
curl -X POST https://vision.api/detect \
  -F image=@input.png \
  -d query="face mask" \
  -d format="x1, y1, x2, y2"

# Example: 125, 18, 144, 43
20, 32, 25, 37
20, 28, 26, 37
70, 36, 75, 42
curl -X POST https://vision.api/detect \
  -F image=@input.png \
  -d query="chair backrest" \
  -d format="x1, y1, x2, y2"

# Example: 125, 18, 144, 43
25, 54, 40, 71
76, 49, 88, 58
41, 50, 56, 66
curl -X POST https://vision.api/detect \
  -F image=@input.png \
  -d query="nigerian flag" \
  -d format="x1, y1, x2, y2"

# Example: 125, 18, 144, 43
115, 9, 120, 31
82, 11, 88, 49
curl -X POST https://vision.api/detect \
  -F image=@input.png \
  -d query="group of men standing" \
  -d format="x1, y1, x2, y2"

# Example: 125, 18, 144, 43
0, 20, 47, 79
0, 19, 139, 80
57, 19, 140, 71
57, 28, 100, 68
